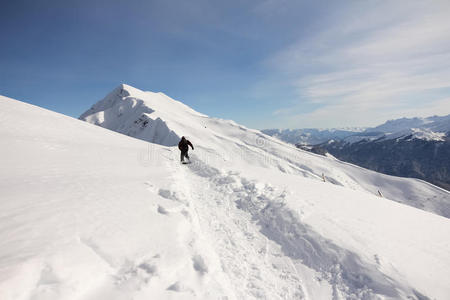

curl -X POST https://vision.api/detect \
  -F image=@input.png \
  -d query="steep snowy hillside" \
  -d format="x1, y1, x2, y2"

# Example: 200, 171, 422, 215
0, 95, 233, 299
81, 85, 450, 218
1, 90, 450, 300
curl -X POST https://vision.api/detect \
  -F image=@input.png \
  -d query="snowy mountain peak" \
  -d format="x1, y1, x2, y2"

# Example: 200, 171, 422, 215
79, 84, 191, 146
80, 84, 152, 119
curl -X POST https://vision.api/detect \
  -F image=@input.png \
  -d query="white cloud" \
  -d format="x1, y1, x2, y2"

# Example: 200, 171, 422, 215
266, 0, 450, 128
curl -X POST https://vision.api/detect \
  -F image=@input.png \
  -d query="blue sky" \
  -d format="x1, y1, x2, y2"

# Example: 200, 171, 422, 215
1, 0, 450, 129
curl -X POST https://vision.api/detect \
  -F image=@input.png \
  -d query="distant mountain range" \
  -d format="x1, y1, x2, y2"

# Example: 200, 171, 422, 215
263, 115, 450, 190
261, 127, 366, 146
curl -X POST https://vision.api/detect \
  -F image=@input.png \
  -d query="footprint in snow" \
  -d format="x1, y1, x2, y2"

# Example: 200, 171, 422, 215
167, 281, 183, 292
192, 255, 208, 275
180, 209, 191, 220
167, 281, 195, 294
157, 205, 169, 215
158, 188, 179, 201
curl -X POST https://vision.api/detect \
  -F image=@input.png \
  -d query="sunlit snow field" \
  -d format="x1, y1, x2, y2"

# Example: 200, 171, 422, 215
1, 87, 449, 299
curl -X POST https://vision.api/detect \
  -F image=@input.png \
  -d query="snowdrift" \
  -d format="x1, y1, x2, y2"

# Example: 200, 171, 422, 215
1, 88, 450, 299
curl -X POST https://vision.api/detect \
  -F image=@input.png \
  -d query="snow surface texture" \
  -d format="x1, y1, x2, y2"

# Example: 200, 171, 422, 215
1, 87, 450, 299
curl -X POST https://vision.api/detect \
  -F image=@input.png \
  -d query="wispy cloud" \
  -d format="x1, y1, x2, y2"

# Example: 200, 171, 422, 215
266, 0, 450, 128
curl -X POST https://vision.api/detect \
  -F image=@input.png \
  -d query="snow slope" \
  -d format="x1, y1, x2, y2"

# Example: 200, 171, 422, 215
81, 85, 450, 218
0, 95, 234, 299
1, 88, 450, 300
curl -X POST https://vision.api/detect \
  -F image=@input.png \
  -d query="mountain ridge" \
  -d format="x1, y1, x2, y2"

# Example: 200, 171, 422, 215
263, 114, 450, 146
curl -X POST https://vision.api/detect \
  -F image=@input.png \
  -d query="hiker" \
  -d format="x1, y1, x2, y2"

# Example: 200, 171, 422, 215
178, 136, 194, 163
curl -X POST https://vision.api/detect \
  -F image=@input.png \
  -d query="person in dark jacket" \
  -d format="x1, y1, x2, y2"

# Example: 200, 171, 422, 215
178, 136, 194, 162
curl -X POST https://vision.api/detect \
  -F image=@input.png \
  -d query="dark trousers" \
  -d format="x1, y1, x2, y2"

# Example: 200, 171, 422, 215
180, 150, 189, 162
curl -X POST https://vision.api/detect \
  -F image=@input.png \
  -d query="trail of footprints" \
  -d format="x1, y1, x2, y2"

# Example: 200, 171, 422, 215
143, 154, 305, 298
141, 180, 210, 295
